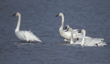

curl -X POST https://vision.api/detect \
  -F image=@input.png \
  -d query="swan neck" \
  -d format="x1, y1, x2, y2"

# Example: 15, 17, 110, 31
70, 29, 74, 44
81, 31, 86, 46
15, 14, 21, 32
60, 14, 64, 31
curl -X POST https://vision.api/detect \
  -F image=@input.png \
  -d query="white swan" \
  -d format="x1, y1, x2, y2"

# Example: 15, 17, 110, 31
70, 28, 107, 47
13, 12, 42, 42
56, 13, 78, 42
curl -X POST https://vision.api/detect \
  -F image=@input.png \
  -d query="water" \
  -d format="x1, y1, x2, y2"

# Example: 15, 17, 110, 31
0, 0, 110, 64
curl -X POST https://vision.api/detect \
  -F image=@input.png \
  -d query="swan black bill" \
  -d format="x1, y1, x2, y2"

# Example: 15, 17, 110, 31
95, 44, 98, 47
78, 30, 81, 33
65, 26, 67, 29
12, 14, 16, 16
55, 14, 59, 17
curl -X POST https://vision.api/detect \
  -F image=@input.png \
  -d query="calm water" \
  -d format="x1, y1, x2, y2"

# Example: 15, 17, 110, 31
0, 0, 110, 64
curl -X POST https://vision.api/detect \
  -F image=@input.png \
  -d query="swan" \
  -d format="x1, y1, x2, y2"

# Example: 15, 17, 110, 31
13, 12, 42, 42
70, 28, 107, 47
56, 13, 78, 42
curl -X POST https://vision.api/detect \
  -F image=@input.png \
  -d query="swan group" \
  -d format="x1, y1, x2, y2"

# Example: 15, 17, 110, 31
70, 28, 107, 46
56, 12, 107, 46
13, 12, 42, 42
56, 13, 81, 42
13, 12, 106, 47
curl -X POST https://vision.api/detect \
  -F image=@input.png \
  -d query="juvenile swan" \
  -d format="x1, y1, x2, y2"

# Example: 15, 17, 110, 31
65, 25, 82, 39
13, 12, 42, 42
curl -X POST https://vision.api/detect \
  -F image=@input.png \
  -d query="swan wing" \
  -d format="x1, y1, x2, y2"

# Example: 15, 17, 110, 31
63, 31, 78, 39
73, 29, 78, 32
15, 31, 27, 41
24, 31, 42, 42
84, 37, 106, 46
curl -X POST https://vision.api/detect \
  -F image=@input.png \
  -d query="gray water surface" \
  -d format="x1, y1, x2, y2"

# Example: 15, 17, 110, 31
0, 0, 110, 64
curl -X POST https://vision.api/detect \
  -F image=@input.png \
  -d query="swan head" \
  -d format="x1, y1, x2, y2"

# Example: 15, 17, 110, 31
13, 12, 21, 17
78, 29, 86, 33
65, 25, 70, 29
56, 13, 64, 17
81, 29, 86, 33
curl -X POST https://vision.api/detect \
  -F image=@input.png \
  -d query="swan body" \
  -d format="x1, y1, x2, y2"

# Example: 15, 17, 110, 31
13, 12, 42, 42
83, 37, 106, 46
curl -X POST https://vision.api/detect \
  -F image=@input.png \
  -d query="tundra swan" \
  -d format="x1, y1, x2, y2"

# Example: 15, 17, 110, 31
56, 13, 78, 42
13, 12, 42, 42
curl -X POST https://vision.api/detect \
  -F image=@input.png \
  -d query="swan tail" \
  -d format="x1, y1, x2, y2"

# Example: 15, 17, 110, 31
35, 38, 42, 43
97, 42, 107, 46
25, 31, 42, 42
32, 35, 42, 43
